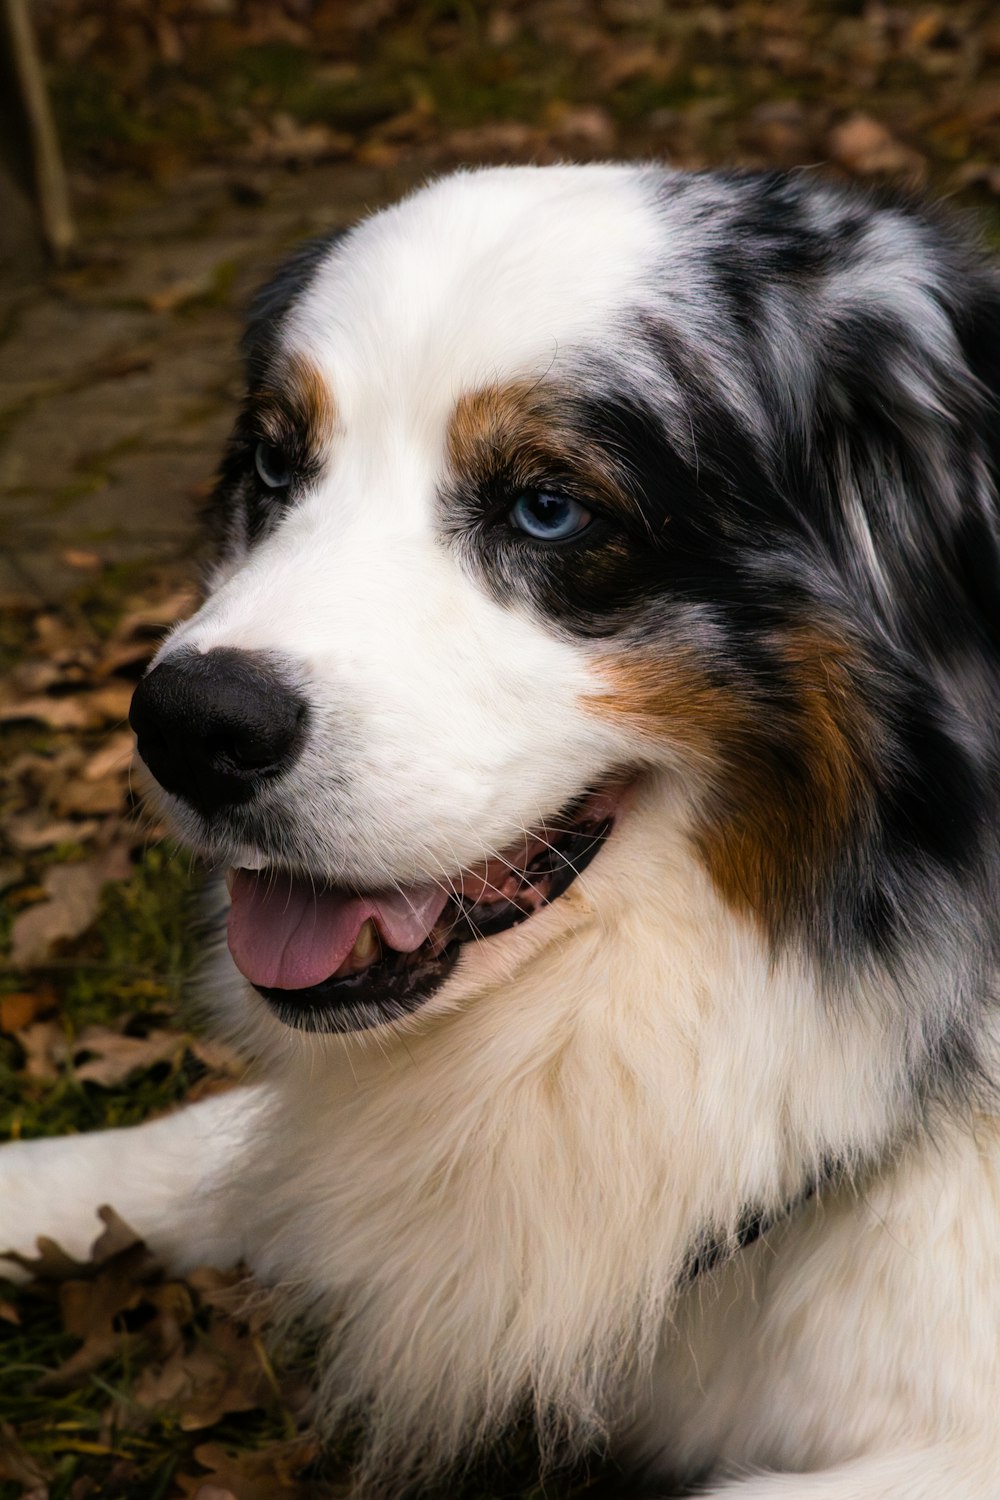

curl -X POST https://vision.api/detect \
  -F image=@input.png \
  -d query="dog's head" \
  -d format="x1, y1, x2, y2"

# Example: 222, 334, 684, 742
131, 165, 1000, 1037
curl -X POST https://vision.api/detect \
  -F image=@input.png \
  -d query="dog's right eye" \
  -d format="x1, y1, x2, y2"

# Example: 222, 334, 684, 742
508, 490, 592, 541
255, 441, 292, 489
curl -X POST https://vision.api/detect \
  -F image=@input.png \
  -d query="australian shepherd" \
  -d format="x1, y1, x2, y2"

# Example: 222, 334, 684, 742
3, 165, 1000, 1498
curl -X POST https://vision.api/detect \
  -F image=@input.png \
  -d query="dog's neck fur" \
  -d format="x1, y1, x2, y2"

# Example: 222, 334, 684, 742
207, 773, 928, 1487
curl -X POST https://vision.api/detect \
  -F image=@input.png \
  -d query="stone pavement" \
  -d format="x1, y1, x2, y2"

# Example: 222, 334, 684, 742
0, 161, 414, 604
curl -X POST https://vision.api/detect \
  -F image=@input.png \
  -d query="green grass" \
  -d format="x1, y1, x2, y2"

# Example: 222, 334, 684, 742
1, 842, 199, 1145
0, 1279, 316, 1500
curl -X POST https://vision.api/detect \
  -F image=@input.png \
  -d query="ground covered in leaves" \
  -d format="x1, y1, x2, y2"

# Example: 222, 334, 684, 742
3, 2, 1000, 1497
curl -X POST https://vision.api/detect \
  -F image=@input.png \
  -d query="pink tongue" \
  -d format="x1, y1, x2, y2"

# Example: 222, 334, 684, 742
227, 870, 451, 990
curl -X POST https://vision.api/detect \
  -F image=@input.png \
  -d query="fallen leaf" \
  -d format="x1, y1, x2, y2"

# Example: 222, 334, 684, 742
83, 730, 136, 782
6, 884, 49, 911
0, 987, 56, 1032
6, 812, 100, 853
55, 775, 125, 817
9, 861, 109, 967
8, 659, 63, 694
12, 1019, 67, 1081
0, 1422, 51, 1489
90, 1206, 147, 1265
828, 113, 927, 181
352, 137, 400, 168
86, 682, 135, 724
58, 549, 103, 571
0, 681, 134, 732
0, 695, 91, 730
176, 1437, 321, 1500
544, 101, 617, 153
15, 1212, 171, 1394
112, 588, 197, 640
130, 1316, 271, 1431
72, 1026, 184, 1087
145, 273, 216, 314
1, 1234, 83, 1282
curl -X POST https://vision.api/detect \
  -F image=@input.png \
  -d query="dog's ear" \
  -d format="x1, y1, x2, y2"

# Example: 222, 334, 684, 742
796, 239, 1000, 659
241, 230, 348, 385
954, 272, 1000, 480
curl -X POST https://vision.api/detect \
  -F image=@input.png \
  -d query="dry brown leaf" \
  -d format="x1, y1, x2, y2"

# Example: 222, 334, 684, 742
112, 588, 197, 640
828, 113, 927, 181
544, 101, 617, 153
130, 1316, 271, 1430
6, 812, 100, 853
176, 1437, 321, 1500
72, 1026, 185, 1087
13, 1019, 67, 1082
145, 273, 217, 314
180, 1319, 274, 1430
0, 695, 91, 730
90, 1205, 147, 1264
0, 1422, 51, 1489
8, 659, 63, 694
55, 775, 125, 817
58, 549, 103, 571
10, 861, 109, 967
0, 987, 56, 1033
33, 1217, 181, 1392
0, 681, 133, 732
86, 682, 135, 724
32, 612, 91, 653
242, 117, 352, 165
6, 746, 85, 786
1, 1234, 84, 1282
91, 638, 155, 677
3, 1209, 142, 1285
82, 729, 135, 781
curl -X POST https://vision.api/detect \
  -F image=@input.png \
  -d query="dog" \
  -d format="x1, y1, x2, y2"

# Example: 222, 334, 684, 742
2, 164, 1000, 1498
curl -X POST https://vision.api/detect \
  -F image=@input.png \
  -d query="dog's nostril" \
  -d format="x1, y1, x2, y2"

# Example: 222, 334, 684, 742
129, 647, 308, 817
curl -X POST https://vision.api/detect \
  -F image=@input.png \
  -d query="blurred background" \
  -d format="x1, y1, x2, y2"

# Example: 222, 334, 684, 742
0, 4, 998, 1497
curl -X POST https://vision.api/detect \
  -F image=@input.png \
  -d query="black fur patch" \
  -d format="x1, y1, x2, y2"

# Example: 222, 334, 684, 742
445, 174, 1000, 1015
203, 231, 347, 552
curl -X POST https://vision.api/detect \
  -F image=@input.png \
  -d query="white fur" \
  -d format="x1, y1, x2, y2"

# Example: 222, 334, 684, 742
4, 777, 997, 1495
2, 166, 998, 1498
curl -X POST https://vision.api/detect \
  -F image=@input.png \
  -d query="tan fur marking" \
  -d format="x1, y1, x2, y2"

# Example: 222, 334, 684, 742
592, 631, 877, 935
448, 382, 634, 515
253, 352, 337, 456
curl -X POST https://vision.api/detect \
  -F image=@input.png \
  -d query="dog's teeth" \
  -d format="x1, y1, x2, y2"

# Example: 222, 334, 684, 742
239, 849, 269, 872
352, 920, 379, 966
225, 869, 235, 894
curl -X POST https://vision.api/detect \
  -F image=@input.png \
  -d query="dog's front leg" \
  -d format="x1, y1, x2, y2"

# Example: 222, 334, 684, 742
0, 1085, 270, 1279
695, 1441, 997, 1500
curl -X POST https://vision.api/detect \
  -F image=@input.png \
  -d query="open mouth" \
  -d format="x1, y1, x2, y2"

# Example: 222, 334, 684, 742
225, 782, 625, 1032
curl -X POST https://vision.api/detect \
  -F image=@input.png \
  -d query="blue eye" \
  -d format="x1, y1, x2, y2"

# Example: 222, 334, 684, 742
508, 490, 591, 541
255, 441, 292, 489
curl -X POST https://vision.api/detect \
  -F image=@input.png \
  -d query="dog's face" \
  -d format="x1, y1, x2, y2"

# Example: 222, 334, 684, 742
131, 165, 998, 1039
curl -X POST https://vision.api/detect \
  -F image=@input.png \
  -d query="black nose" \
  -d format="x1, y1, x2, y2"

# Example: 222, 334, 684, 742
129, 648, 308, 816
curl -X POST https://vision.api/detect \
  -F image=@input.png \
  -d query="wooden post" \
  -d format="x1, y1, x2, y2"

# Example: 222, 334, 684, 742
1, 0, 75, 261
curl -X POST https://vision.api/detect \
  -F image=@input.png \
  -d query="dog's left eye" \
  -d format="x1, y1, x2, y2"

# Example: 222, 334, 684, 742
508, 491, 592, 541
255, 441, 292, 489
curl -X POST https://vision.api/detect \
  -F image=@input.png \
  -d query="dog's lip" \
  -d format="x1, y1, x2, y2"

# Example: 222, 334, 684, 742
226, 777, 632, 1028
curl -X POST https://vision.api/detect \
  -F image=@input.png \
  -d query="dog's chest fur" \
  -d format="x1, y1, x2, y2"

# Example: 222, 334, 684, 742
214, 777, 980, 1482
